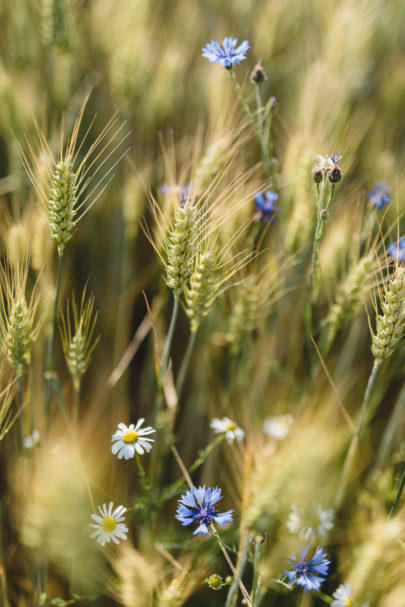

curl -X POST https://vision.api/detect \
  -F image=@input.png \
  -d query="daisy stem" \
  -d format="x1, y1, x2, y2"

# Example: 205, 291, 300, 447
135, 451, 149, 495
161, 295, 179, 379
255, 83, 272, 187
209, 524, 252, 607
45, 248, 65, 421
175, 329, 197, 400
336, 360, 380, 507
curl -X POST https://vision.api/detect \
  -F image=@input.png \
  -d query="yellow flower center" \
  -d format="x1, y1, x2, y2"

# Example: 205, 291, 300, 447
101, 516, 116, 532
225, 422, 236, 431
123, 430, 139, 444
345, 599, 354, 607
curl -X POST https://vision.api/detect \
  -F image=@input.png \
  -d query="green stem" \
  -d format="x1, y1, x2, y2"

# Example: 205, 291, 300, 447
228, 70, 257, 132
161, 295, 179, 379
210, 524, 252, 607
255, 84, 272, 187
225, 534, 250, 607
310, 179, 327, 306
17, 375, 24, 450
336, 361, 380, 507
158, 435, 224, 504
175, 329, 197, 400
45, 248, 65, 418
251, 539, 263, 606
136, 452, 149, 495
389, 463, 405, 517
374, 383, 405, 473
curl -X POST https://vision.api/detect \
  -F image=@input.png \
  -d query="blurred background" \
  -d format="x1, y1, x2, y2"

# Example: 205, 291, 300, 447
1, 0, 405, 605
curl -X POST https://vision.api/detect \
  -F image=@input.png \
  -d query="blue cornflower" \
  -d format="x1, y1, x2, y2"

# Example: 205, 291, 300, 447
284, 546, 331, 592
202, 37, 250, 69
367, 181, 391, 210
176, 485, 234, 535
254, 190, 280, 223
387, 237, 405, 262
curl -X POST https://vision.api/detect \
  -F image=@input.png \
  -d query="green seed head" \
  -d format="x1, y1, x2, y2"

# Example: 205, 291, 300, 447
371, 266, 405, 363
48, 159, 78, 252
185, 250, 220, 333
164, 204, 198, 296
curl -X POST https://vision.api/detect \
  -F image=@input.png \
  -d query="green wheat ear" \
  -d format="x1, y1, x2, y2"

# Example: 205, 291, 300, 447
60, 288, 99, 392
185, 249, 221, 333
371, 265, 405, 364
19, 93, 128, 254
0, 260, 41, 376
164, 201, 198, 296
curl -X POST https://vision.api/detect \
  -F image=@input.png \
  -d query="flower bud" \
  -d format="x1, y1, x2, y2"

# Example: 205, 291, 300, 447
250, 59, 267, 84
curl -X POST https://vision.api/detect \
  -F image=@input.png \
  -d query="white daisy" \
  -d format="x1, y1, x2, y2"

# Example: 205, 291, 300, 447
111, 419, 155, 459
23, 430, 40, 449
262, 414, 293, 440
89, 502, 128, 546
332, 583, 369, 607
210, 417, 245, 443
287, 503, 334, 542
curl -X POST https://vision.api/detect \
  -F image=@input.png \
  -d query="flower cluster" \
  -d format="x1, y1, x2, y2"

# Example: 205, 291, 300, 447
202, 37, 250, 69
176, 485, 233, 535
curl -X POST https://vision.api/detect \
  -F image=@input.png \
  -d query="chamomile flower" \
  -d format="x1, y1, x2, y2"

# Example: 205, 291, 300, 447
89, 502, 128, 546
263, 414, 293, 440
23, 429, 40, 449
210, 417, 245, 443
284, 546, 330, 592
287, 504, 334, 541
111, 419, 155, 459
332, 583, 370, 607
176, 485, 233, 535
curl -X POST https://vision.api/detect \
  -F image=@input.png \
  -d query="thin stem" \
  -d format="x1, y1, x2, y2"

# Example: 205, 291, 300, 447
135, 452, 149, 495
389, 463, 405, 517
374, 383, 405, 473
45, 249, 65, 418
310, 179, 327, 306
251, 539, 263, 606
73, 384, 80, 427
225, 534, 250, 607
161, 295, 179, 378
228, 70, 257, 133
255, 84, 272, 187
175, 330, 197, 400
210, 524, 252, 607
17, 375, 24, 449
336, 361, 380, 507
